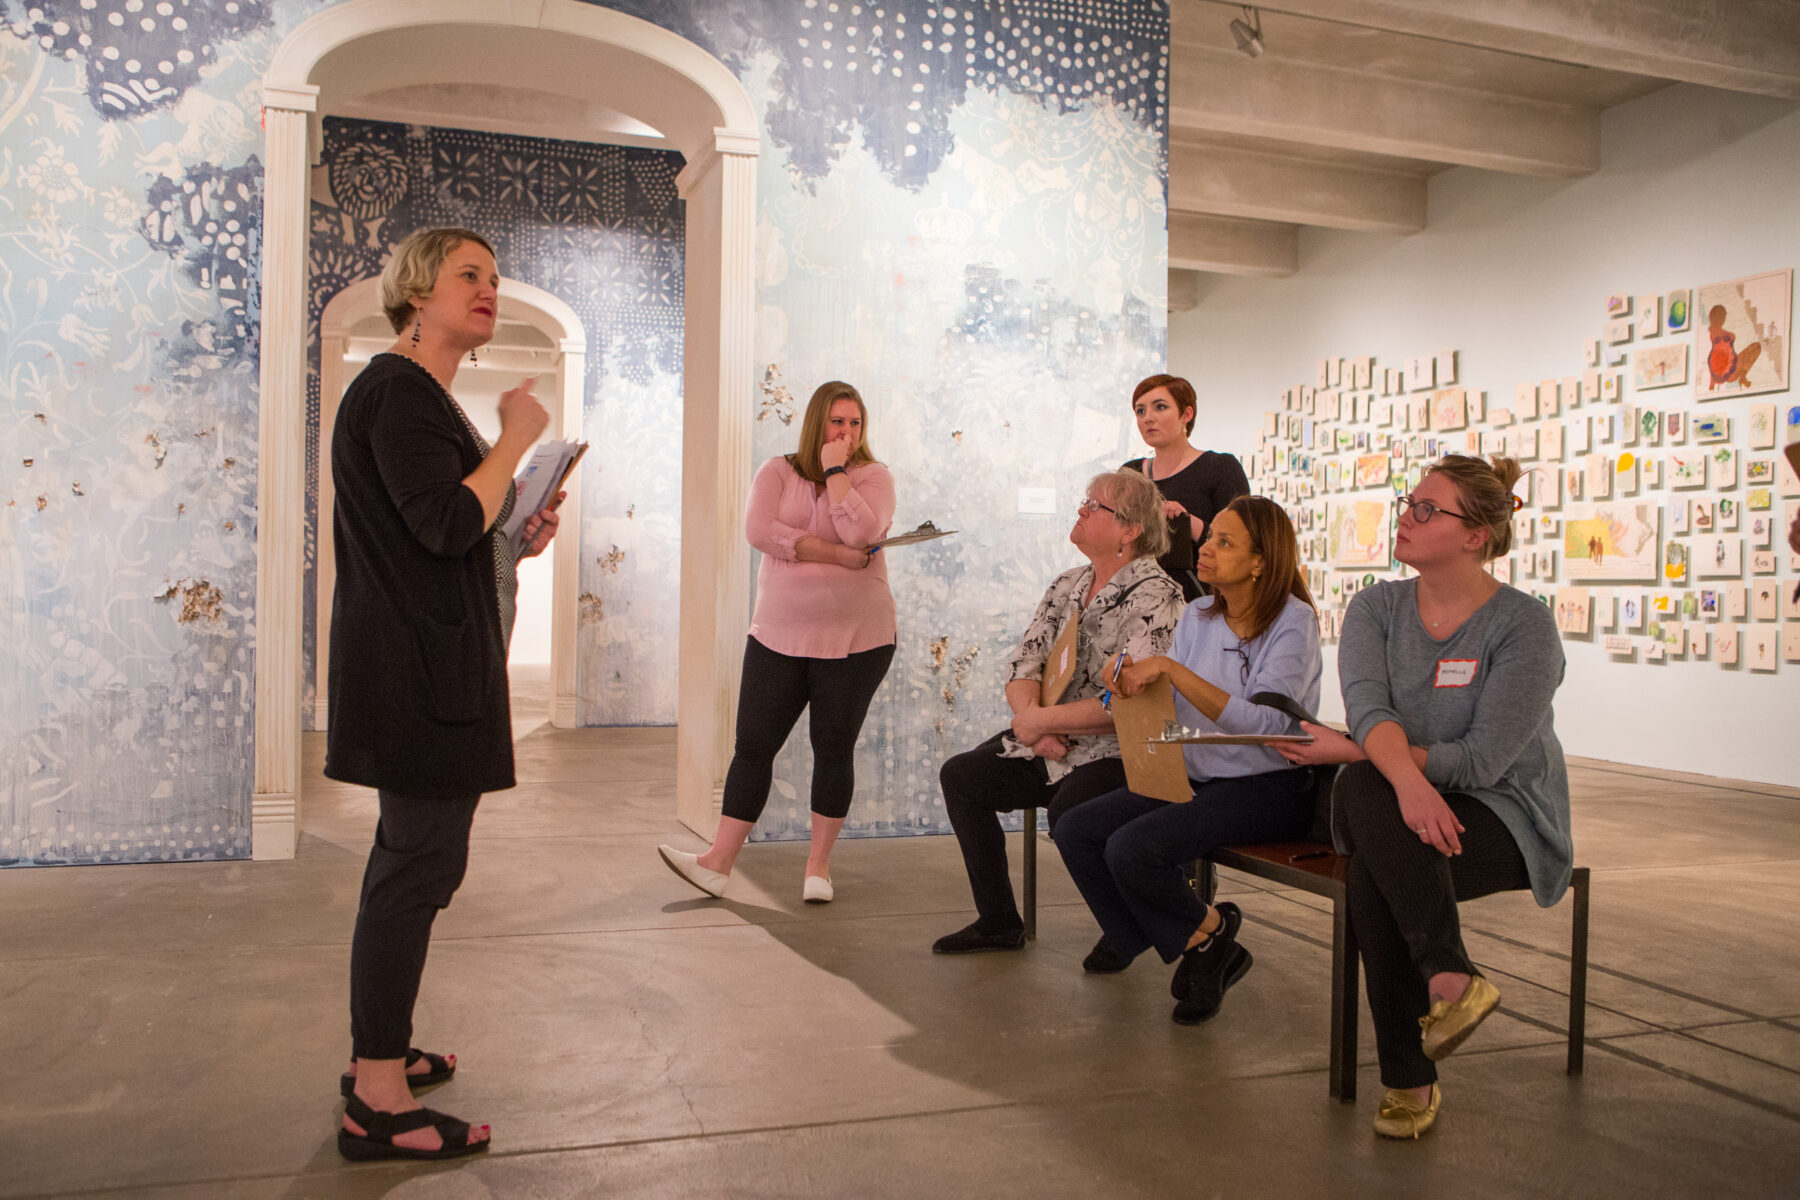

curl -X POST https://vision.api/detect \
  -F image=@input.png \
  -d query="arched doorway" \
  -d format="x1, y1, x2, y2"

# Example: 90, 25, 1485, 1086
314, 277, 588, 733
253, 1, 759, 858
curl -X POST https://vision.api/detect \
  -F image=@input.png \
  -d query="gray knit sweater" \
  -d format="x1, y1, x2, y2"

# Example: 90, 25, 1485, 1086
1338, 579, 1574, 907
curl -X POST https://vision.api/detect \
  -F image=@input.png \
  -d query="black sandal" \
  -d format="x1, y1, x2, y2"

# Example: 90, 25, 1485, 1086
339, 1047, 455, 1098
337, 1092, 490, 1162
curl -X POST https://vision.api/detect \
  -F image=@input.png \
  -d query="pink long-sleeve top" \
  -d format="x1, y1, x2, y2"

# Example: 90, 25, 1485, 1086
746, 455, 898, 659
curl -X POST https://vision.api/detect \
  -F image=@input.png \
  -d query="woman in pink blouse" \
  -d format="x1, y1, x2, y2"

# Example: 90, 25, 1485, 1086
659, 382, 896, 903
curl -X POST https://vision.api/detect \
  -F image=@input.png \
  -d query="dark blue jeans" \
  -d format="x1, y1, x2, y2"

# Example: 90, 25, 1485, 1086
1054, 768, 1315, 963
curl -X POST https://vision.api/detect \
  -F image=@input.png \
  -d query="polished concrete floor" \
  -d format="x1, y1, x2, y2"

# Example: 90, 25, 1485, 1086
4, 673, 1800, 1198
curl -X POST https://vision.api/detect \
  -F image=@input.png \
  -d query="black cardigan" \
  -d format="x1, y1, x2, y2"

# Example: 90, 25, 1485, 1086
325, 354, 515, 796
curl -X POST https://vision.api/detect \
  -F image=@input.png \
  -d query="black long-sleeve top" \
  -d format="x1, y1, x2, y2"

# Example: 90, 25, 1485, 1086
325, 354, 515, 796
1123, 451, 1251, 600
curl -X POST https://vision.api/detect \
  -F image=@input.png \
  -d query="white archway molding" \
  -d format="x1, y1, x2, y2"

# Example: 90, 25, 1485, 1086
313, 277, 589, 735
254, 0, 758, 858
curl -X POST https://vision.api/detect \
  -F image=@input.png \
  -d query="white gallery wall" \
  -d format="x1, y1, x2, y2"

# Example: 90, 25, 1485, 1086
1169, 83, 1800, 787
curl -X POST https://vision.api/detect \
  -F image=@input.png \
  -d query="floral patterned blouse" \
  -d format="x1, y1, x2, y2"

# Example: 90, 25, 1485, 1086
1002, 555, 1185, 780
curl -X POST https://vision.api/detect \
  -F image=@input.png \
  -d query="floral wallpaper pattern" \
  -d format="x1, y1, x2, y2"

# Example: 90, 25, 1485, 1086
304, 117, 686, 728
0, 0, 1167, 865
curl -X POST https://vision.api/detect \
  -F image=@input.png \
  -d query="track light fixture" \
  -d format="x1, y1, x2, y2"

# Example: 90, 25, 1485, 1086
1230, 6, 1265, 58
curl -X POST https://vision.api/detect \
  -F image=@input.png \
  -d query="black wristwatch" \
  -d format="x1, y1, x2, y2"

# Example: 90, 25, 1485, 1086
823, 465, 848, 479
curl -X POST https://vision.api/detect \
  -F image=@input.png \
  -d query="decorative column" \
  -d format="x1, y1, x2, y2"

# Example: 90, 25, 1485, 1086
674, 132, 759, 836
252, 84, 318, 860
551, 341, 586, 729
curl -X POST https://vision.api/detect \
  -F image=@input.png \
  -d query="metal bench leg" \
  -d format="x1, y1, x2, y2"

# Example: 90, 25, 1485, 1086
1568, 866, 1589, 1075
1330, 892, 1359, 1104
1021, 807, 1038, 942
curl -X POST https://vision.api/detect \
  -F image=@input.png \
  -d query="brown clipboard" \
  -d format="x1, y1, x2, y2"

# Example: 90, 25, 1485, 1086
1110, 677, 1193, 804
1039, 614, 1079, 707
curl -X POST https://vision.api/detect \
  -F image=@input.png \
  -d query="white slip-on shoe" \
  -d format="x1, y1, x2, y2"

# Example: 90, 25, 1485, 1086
658, 845, 729, 898
802, 874, 834, 904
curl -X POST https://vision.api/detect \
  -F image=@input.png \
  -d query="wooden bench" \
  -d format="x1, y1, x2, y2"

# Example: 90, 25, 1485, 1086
1018, 811, 1590, 1103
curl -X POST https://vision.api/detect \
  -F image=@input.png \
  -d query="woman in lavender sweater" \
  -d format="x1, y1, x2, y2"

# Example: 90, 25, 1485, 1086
1279, 455, 1572, 1141
659, 382, 896, 904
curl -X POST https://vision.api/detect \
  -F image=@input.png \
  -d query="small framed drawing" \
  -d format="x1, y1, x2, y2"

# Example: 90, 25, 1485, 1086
1435, 349, 1457, 387
1724, 582, 1748, 618
1540, 378, 1561, 417
1714, 625, 1740, 665
1747, 626, 1778, 671
1669, 451, 1707, 489
1691, 499, 1714, 532
1718, 496, 1739, 531
1751, 513, 1774, 548
1605, 319, 1634, 345
1693, 414, 1730, 443
1606, 293, 1632, 318
1785, 625, 1800, 664
1753, 580, 1780, 619
1750, 550, 1777, 575
1665, 411, 1686, 444
1713, 448, 1737, 489
1689, 625, 1709, 658
1601, 374, 1620, 403
1666, 288, 1692, 334
1642, 458, 1663, 489
1748, 403, 1777, 450
1636, 293, 1661, 338
1620, 592, 1645, 630
1584, 337, 1601, 367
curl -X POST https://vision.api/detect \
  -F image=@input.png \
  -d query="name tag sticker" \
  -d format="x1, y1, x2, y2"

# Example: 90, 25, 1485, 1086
1435, 659, 1478, 688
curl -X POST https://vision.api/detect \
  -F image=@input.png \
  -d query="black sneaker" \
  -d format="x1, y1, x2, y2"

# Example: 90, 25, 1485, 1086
932, 921, 1026, 954
1171, 940, 1253, 1024
1082, 937, 1134, 974
1171, 901, 1242, 999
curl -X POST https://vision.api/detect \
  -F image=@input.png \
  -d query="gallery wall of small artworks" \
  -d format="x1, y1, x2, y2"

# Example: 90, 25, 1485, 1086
1172, 84, 1800, 788
0, 0, 1170, 865
1244, 265, 1797, 670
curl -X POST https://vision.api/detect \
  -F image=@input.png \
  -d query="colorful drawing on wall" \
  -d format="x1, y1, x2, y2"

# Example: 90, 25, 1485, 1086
1666, 288, 1692, 334
1748, 486, 1773, 510
1328, 500, 1392, 568
1751, 513, 1774, 548
1715, 625, 1740, 664
1431, 388, 1466, 432
1354, 454, 1388, 488
1696, 268, 1792, 399
1602, 374, 1621, 402
1620, 592, 1645, 629
1665, 411, 1687, 444
1664, 540, 1688, 585
1669, 451, 1707, 489
1563, 503, 1660, 581
1713, 447, 1738, 488
1718, 496, 1739, 530
1408, 392, 1431, 430
1754, 580, 1780, 620
1554, 588, 1592, 635
1693, 414, 1731, 443
1606, 293, 1632, 318
1691, 499, 1714, 532
1636, 293, 1661, 338
1634, 342, 1688, 390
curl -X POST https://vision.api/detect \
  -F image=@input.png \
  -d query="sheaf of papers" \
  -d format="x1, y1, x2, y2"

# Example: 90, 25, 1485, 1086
504, 438, 586, 557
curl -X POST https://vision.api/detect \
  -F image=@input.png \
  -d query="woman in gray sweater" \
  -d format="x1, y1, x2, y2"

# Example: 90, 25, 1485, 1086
1278, 455, 1572, 1141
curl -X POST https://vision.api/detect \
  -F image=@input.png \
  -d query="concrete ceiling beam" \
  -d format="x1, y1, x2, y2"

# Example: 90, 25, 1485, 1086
1169, 211, 1299, 277
1169, 138, 1426, 234
1229, 0, 1800, 100
1170, 42, 1599, 177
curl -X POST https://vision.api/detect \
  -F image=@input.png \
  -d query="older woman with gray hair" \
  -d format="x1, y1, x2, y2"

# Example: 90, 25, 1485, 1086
932, 469, 1184, 954
327, 227, 562, 1161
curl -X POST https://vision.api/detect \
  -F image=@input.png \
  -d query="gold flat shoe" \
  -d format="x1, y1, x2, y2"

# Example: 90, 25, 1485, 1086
1420, 974, 1500, 1061
1374, 1084, 1440, 1139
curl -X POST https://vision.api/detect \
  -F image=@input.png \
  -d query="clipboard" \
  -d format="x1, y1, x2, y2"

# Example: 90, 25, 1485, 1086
876, 523, 957, 548
1039, 614, 1079, 707
1151, 733, 1315, 746
1110, 678, 1193, 804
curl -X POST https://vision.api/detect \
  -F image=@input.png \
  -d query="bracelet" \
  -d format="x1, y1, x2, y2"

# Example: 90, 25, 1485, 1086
823, 465, 848, 479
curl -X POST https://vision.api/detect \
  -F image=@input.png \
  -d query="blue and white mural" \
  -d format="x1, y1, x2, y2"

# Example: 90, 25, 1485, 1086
1, 0, 1168, 865
304, 117, 687, 728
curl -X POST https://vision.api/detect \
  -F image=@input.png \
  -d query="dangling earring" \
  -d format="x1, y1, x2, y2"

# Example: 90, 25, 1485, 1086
469, 348, 478, 366
410, 316, 421, 346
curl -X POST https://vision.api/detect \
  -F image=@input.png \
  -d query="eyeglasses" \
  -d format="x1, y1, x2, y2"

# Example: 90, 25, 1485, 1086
1077, 498, 1117, 518
1224, 640, 1251, 685
1396, 494, 1473, 524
